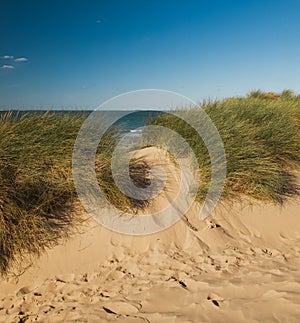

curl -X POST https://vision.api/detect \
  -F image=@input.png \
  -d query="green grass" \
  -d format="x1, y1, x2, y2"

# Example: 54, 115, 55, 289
1, 90, 300, 274
145, 90, 300, 204
0, 111, 151, 274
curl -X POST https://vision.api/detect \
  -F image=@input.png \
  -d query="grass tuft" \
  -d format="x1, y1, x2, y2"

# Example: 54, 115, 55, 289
0, 111, 151, 274
146, 90, 300, 204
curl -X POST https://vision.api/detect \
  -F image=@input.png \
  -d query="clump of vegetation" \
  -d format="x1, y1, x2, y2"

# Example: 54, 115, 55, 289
1, 90, 300, 274
146, 90, 300, 204
0, 112, 83, 273
0, 111, 151, 274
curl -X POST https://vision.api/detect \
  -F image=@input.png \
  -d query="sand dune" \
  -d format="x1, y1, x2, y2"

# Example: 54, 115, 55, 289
1, 148, 300, 322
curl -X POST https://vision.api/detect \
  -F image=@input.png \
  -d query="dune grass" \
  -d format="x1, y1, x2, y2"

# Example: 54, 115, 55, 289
146, 90, 300, 204
1, 90, 299, 274
0, 112, 84, 273
0, 111, 150, 274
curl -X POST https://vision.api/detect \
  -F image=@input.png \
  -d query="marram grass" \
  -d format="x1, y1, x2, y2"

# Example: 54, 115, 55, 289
146, 90, 300, 204
0, 90, 299, 274
0, 111, 150, 274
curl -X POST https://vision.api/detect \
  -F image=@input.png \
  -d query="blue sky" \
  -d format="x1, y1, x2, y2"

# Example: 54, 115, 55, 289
1, 0, 300, 109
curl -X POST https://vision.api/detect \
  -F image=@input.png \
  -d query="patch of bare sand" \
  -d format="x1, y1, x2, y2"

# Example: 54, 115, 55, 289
1, 147, 300, 322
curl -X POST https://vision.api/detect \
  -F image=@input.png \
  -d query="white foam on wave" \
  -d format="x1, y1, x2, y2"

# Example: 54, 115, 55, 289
130, 129, 143, 133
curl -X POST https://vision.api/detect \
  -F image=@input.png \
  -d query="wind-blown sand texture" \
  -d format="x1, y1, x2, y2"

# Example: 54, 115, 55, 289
1, 148, 300, 322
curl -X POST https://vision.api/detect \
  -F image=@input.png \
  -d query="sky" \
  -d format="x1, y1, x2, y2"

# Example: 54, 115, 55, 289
1, 0, 300, 109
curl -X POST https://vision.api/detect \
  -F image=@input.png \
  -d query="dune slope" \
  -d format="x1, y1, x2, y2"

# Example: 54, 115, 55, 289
0, 147, 300, 322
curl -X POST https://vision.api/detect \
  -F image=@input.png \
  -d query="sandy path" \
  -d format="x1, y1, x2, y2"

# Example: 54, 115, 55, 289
1, 148, 300, 322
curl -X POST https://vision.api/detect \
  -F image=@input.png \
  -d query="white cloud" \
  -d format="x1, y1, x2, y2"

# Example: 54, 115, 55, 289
15, 57, 28, 62
2, 55, 14, 59
1, 65, 14, 69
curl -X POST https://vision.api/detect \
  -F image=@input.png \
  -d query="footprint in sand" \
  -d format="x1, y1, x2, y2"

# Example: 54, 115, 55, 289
207, 293, 224, 307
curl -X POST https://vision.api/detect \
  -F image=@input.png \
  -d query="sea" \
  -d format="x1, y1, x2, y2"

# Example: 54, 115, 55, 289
0, 110, 164, 135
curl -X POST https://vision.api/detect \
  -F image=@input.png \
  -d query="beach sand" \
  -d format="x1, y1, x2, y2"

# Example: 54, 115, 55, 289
1, 147, 300, 322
